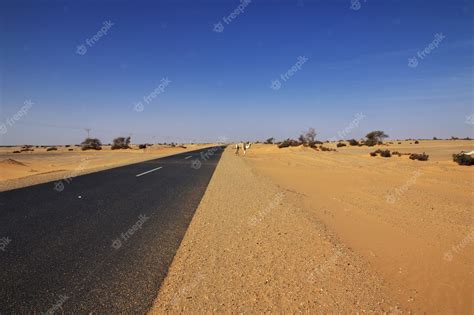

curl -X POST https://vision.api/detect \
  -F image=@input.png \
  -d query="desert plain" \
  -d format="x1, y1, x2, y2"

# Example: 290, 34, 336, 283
1, 139, 473, 313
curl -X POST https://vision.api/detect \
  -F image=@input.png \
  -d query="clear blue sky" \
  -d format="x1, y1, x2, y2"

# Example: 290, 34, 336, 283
1, 0, 472, 145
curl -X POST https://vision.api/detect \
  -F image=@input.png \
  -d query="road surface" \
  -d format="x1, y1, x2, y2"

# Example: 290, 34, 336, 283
0, 146, 225, 313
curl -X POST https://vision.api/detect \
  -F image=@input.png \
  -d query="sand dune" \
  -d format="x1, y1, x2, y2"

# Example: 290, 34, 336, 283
244, 140, 473, 313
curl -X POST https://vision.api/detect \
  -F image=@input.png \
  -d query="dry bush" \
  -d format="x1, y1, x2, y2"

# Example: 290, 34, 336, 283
409, 153, 429, 161
278, 139, 300, 148
265, 137, 274, 144
348, 139, 359, 146
380, 149, 391, 157
46, 147, 58, 151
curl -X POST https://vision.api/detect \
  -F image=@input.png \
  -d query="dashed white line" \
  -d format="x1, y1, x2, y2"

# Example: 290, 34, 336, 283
184, 156, 193, 159
136, 167, 163, 177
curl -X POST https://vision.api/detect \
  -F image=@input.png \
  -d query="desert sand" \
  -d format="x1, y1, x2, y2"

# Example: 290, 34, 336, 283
152, 140, 473, 313
0, 144, 213, 191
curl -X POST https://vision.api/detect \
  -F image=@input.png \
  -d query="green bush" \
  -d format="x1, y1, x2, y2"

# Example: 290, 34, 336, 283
111, 137, 131, 150
453, 153, 474, 166
81, 138, 102, 151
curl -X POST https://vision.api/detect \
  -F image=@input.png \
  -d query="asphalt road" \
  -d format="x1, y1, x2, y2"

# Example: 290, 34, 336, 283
0, 146, 225, 313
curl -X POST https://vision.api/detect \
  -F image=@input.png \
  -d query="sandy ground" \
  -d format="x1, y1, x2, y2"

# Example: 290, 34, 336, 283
151, 147, 400, 313
242, 140, 474, 313
0, 144, 213, 191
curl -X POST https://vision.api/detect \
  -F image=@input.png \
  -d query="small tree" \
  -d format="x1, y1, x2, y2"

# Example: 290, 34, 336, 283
111, 137, 131, 150
305, 128, 317, 143
298, 134, 307, 145
81, 138, 102, 150
365, 131, 388, 146
298, 128, 317, 146
265, 137, 274, 144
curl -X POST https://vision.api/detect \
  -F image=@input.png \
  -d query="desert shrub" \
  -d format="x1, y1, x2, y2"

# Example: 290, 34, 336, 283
111, 137, 131, 150
433, 137, 438, 140
414, 140, 419, 144
265, 137, 274, 144
392, 151, 402, 157
370, 149, 386, 157
348, 139, 359, 146
308, 140, 323, 148
320, 146, 336, 152
179, 145, 187, 149
304, 128, 317, 143
13, 150, 21, 153
364, 139, 377, 146
365, 130, 388, 146
46, 147, 58, 151
409, 153, 429, 161
138, 144, 147, 149
398, 142, 401, 144
81, 138, 102, 151
68, 148, 74, 151
452, 153, 474, 166
380, 150, 391, 157
336, 143, 347, 148
278, 139, 299, 148
65, 145, 71, 148
451, 136, 459, 140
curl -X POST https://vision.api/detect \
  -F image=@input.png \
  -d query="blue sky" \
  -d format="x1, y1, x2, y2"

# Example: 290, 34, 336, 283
1, 0, 472, 144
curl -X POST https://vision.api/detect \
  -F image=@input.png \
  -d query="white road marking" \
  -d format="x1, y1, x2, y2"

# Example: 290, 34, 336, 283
136, 167, 163, 177
184, 156, 193, 159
